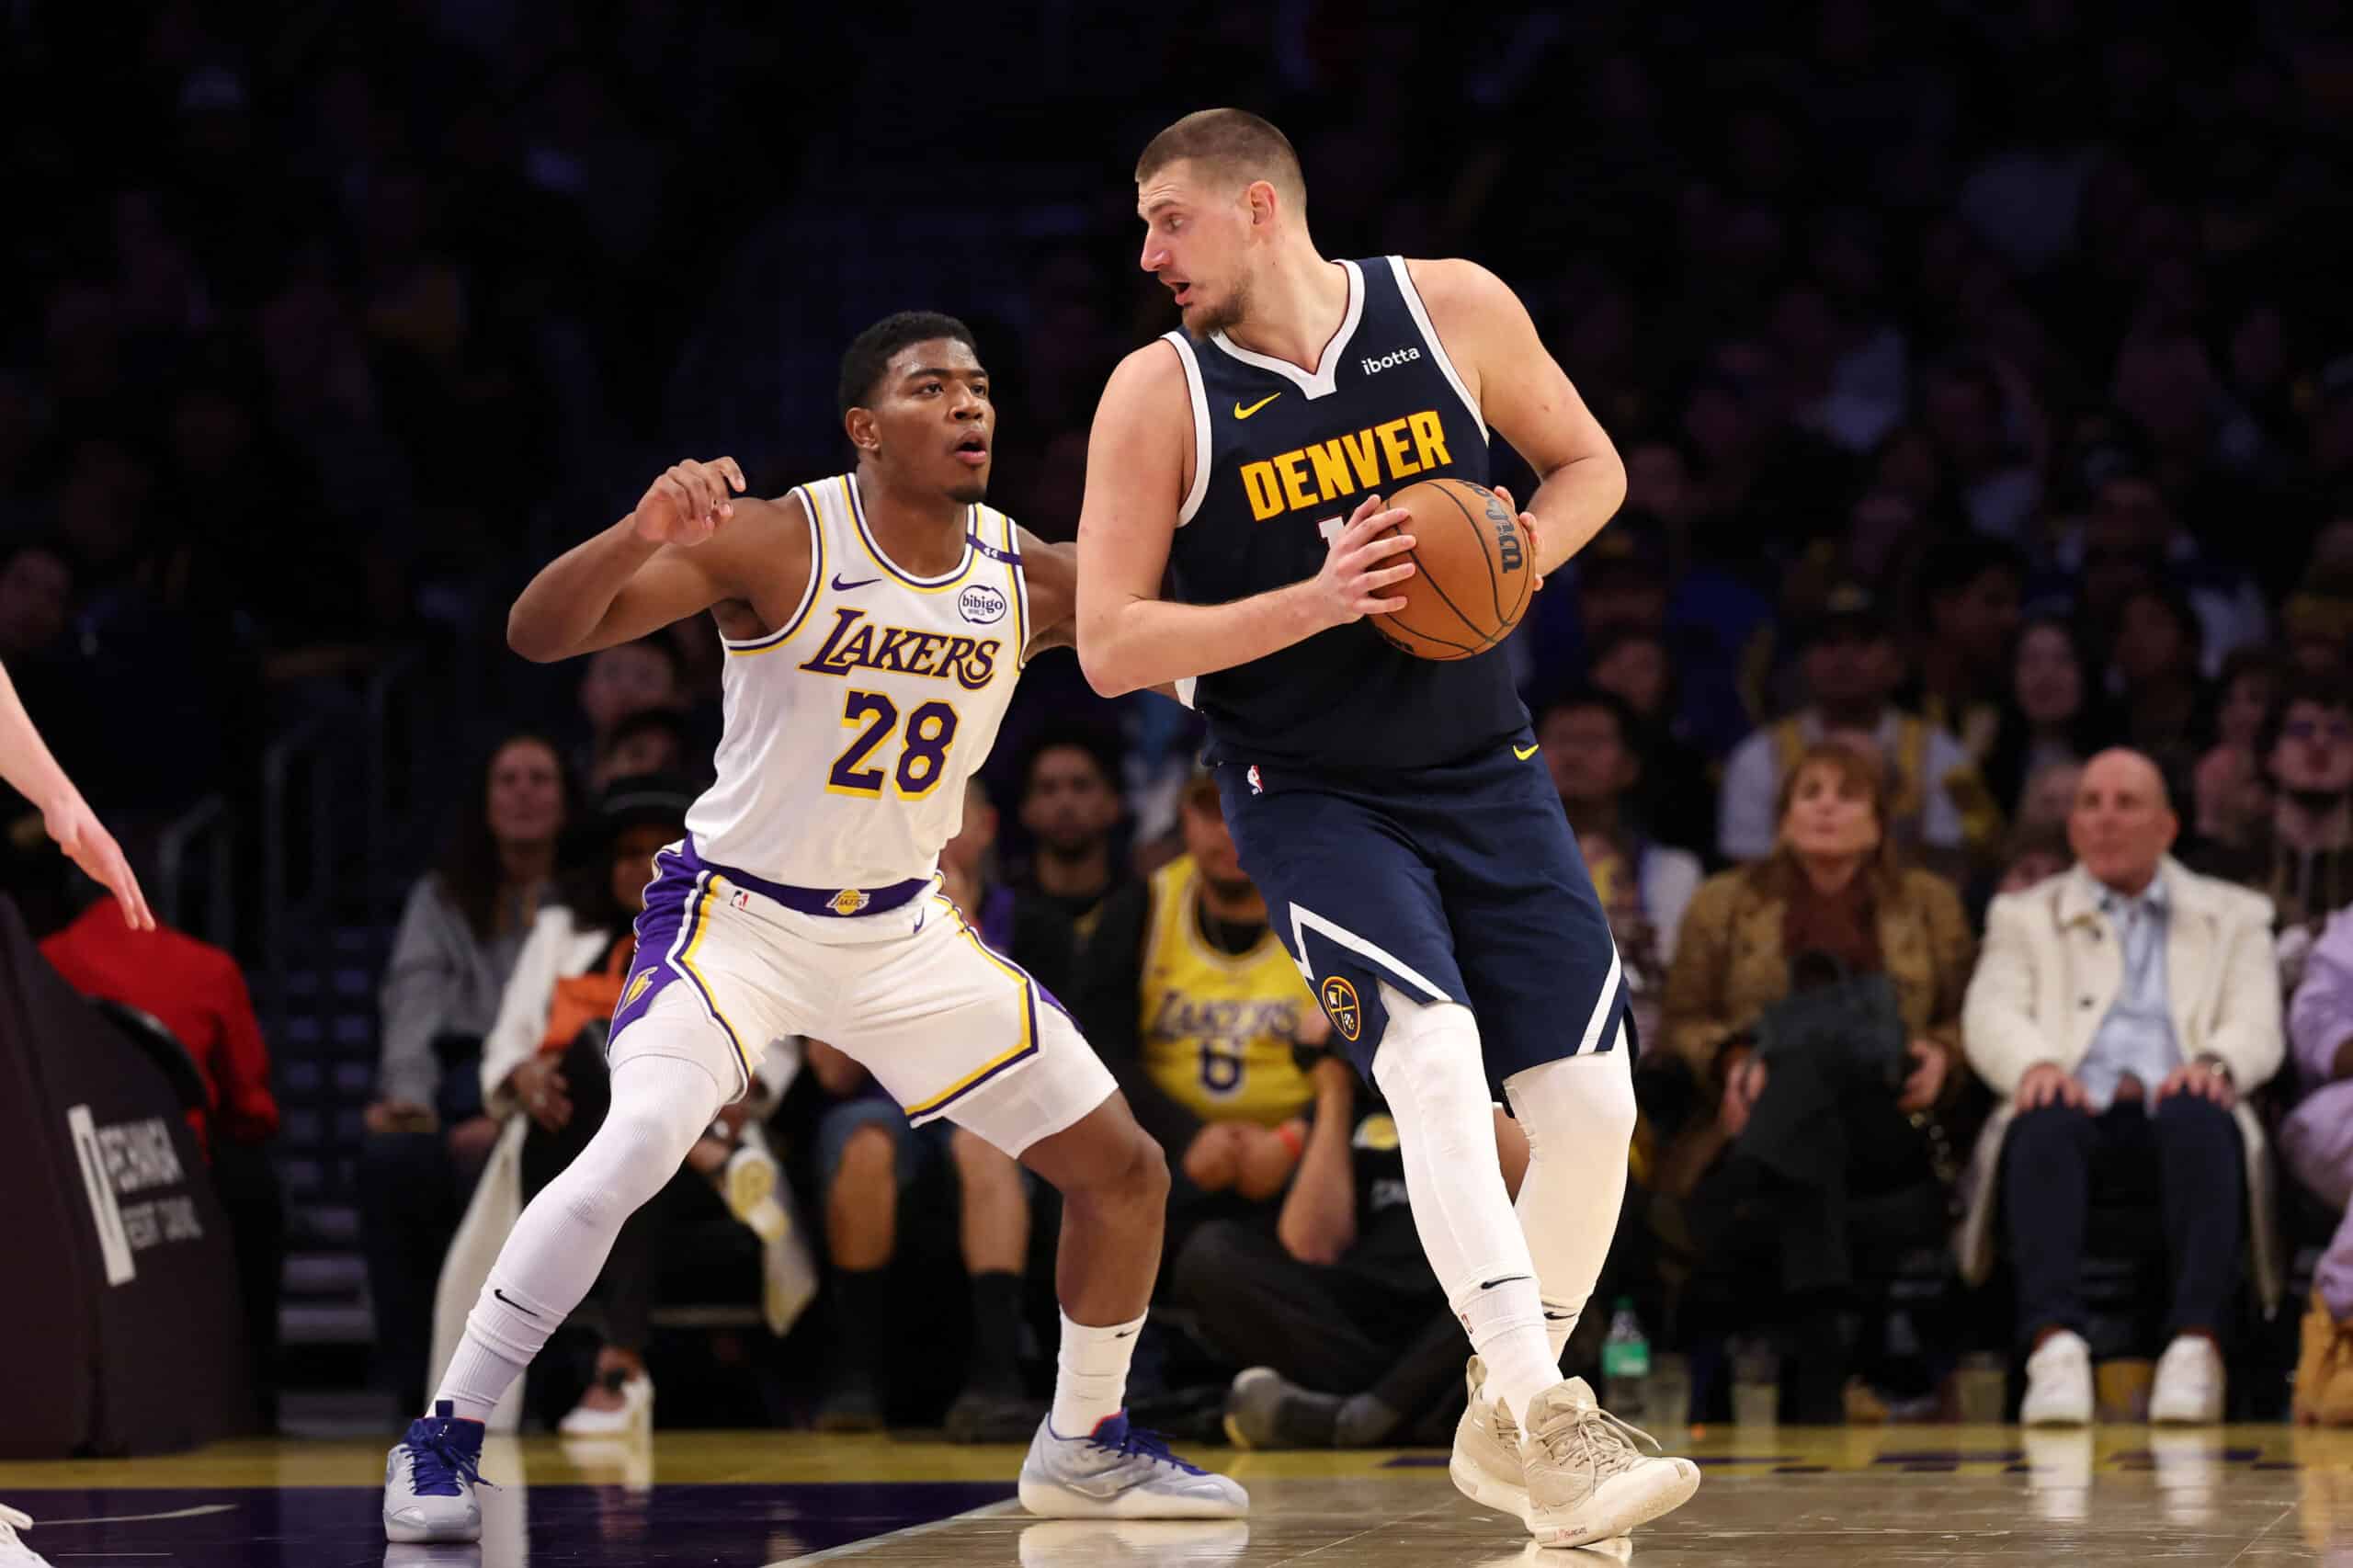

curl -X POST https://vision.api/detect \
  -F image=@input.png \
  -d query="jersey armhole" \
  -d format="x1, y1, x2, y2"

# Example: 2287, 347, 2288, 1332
1387, 256, 1485, 440
1162, 333, 1212, 526
721, 484, 825, 653
1001, 507, 1035, 670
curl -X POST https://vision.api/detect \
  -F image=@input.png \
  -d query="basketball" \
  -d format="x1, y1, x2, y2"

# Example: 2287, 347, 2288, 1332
1370, 477, 1534, 661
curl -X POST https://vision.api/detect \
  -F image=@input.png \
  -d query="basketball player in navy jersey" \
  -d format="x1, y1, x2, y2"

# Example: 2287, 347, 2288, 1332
1075, 110, 1699, 1548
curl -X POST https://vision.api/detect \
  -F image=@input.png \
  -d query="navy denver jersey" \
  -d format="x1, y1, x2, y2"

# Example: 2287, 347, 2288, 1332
1163, 256, 1528, 771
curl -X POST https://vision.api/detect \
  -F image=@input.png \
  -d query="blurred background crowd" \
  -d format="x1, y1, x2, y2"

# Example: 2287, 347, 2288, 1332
8, 0, 2353, 1442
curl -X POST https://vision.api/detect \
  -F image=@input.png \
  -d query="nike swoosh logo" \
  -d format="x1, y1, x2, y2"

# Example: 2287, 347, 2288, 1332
1114, 1328, 1139, 1339
493, 1288, 539, 1318
1513, 743, 1540, 760
1478, 1275, 1529, 1291
832, 574, 881, 591
1233, 392, 1282, 419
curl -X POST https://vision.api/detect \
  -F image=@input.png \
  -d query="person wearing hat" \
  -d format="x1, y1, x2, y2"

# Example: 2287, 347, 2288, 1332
428, 774, 797, 1438
1718, 583, 1992, 874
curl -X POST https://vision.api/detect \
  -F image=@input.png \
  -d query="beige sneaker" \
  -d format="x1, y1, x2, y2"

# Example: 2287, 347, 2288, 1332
1520, 1378, 1700, 1549
1449, 1357, 1530, 1524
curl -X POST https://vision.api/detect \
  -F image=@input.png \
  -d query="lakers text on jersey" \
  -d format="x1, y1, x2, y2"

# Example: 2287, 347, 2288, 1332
609, 473, 1114, 1155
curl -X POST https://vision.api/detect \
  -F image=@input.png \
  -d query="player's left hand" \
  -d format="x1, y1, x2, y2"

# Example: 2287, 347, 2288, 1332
44, 791, 153, 931
1897, 1039, 1948, 1113
1490, 485, 1544, 593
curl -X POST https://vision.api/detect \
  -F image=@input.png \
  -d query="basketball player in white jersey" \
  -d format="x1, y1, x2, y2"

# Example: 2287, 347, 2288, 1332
2, 661, 151, 1568
381, 312, 1245, 1544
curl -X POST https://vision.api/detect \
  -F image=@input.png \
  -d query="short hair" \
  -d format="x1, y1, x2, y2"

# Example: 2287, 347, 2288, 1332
2259, 668, 2353, 760
1537, 686, 1640, 748
1135, 108, 1305, 209
1767, 739, 1901, 883
1020, 723, 1123, 799
837, 311, 980, 420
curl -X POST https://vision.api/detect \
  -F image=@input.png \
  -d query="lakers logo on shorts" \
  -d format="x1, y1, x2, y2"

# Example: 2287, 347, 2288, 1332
829, 888, 871, 916
1318, 975, 1362, 1042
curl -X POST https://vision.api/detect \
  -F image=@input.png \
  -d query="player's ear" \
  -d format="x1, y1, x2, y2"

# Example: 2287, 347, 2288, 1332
845, 405, 880, 455
1245, 178, 1279, 228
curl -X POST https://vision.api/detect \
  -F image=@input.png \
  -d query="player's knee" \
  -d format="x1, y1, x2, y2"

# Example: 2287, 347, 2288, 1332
832, 1123, 900, 1198
1372, 999, 1489, 1145
1102, 1121, 1170, 1210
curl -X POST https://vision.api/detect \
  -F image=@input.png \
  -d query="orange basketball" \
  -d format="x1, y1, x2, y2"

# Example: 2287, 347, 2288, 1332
1370, 477, 1534, 661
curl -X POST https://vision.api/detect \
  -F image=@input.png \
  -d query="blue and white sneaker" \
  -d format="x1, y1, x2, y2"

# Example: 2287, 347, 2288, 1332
382, 1401, 490, 1543
1017, 1413, 1247, 1518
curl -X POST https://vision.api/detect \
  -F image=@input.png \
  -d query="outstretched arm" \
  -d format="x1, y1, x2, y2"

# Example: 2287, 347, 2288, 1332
0, 661, 152, 929
1074, 344, 1418, 699
1412, 258, 1626, 578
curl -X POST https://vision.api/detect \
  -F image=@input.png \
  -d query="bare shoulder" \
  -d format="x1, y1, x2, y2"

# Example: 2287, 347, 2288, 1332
1401, 256, 1521, 322
1098, 338, 1192, 424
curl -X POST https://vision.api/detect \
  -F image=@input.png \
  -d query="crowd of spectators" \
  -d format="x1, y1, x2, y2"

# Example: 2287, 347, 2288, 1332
9, 0, 2353, 1437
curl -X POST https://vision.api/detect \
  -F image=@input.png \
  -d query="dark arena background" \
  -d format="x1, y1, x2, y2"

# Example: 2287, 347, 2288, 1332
5, 1, 2353, 1563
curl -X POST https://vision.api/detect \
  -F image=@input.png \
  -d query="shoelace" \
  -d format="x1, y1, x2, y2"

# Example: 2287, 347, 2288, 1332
1092, 1423, 1208, 1477
1534, 1403, 1665, 1486
407, 1427, 493, 1498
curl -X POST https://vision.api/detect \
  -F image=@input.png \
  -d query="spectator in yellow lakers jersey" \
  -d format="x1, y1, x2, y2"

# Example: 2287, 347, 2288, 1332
1073, 767, 1321, 1246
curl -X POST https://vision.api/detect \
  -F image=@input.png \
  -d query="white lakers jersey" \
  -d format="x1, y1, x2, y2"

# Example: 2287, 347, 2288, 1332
684, 472, 1030, 890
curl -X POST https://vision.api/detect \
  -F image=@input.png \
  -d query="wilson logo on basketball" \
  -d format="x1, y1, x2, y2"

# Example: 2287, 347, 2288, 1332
957, 584, 1008, 625
1485, 494, 1525, 574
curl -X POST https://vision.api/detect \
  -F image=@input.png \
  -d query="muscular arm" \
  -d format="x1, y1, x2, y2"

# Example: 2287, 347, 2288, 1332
1018, 528, 1078, 656
1412, 258, 1626, 577
507, 460, 806, 662
1074, 346, 1410, 699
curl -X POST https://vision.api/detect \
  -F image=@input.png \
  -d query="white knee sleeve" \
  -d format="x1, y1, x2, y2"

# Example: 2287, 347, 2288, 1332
1505, 1020, 1636, 1346
438, 1052, 724, 1414
1369, 983, 1538, 1311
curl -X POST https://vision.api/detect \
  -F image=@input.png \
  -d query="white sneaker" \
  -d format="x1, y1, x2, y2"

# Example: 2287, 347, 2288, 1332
558, 1369, 654, 1437
382, 1402, 488, 1543
724, 1126, 790, 1244
1017, 1413, 1247, 1518
1520, 1378, 1701, 1549
2149, 1335, 2225, 1425
2020, 1332, 2094, 1426
1449, 1357, 1530, 1524
0, 1504, 52, 1567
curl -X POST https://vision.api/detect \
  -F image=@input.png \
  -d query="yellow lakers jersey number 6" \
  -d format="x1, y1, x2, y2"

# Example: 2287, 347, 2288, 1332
1138, 857, 1317, 1126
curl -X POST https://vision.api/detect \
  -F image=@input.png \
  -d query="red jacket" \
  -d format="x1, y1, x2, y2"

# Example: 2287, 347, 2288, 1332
40, 901, 281, 1147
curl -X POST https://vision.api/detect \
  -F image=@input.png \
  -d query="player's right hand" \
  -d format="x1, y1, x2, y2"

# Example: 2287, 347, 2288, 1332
1304, 492, 1415, 627
633, 456, 746, 546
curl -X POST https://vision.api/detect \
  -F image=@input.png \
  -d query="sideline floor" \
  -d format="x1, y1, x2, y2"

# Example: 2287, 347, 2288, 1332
1, 1423, 2347, 1564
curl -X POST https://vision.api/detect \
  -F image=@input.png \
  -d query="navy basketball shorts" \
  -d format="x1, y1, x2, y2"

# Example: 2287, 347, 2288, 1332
1214, 729, 1631, 1096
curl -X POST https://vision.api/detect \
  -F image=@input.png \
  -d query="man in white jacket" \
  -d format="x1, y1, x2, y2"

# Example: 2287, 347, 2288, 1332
1961, 748, 2283, 1426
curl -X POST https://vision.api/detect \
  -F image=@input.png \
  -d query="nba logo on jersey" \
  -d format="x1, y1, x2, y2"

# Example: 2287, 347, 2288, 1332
1247, 765, 1264, 796
731, 889, 751, 911
829, 888, 872, 916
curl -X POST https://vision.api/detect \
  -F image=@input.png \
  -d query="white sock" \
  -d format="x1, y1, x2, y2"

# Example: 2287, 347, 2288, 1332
1050, 1307, 1144, 1437
1369, 984, 1560, 1420
1506, 1028, 1638, 1381
428, 1051, 723, 1423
